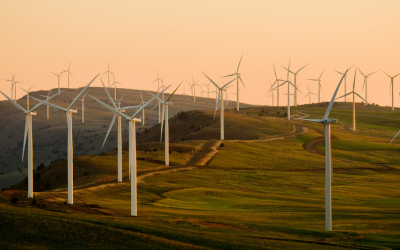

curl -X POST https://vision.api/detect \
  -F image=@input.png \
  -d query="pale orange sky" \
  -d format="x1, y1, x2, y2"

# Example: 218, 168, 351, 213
1, 0, 400, 107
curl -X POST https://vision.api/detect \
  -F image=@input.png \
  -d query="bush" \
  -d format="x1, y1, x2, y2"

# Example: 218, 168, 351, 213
11, 197, 18, 204
32, 199, 37, 205
153, 148, 158, 152
277, 111, 280, 115
259, 113, 262, 116
219, 143, 225, 147
169, 150, 172, 154
283, 112, 287, 116
262, 109, 264, 113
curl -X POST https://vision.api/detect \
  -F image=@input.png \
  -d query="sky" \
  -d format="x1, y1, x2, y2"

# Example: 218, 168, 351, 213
1, 0, 400, 107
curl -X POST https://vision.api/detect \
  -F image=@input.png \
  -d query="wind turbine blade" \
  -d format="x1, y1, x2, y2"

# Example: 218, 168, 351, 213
119, 93, 125, 103
140, 90, 144, 103
394, 72, 400, 78
165, 81, 183, 102
82, 91, 89, 99
30, 96, 68, 112
303, 93, 310, 99
121, 105, 141, 110
160, 105, 165, 142
0, 91, 27, 112
221, 73, 236, 78
89, 95, 130, 120
222, 77, 237, 89
100, 78, 117, 109
296, 63, 309, 73
202, 72, 220, 89
30, 91, 61, 112
357, 67, 366, 77
380, 70, 391, 78
52, 72, 58, 76
335, 92, 353, 100
131, 86, 170, 118
354, 92, 368, 104
238, 76, 246, 89
150, 102, 158, 111
22, 115, 29, 161
299, 118, 326, 123
366, 71, 377, 77
319, 68, 326, 80
68, 74, 99, 110
102, 114, 117, 148
236, 54, 243, 72
273, 64, 278, 79
389, 130, 400, 144
289, 82, 302, 93
333, 70, 343, 75
323, 68, 349, 120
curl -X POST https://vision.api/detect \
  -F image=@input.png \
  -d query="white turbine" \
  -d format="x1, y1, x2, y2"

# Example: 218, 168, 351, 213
66, 62, 73, 89
102, 63, 114, 88
336, 70, 368, 131
3, 72, 17, 100
90, 86, 169, 216
333, 69, 348, 102
268, 64, 286, 107
303, 83, 316, 105
110, 76, 122, 102
202, 72, 236, 140
308, 68, 326, 103
276, 60, 302, 120
150, 83, 182, 166
38, 90, 53, 119
52, 70, 67, 95
267, 81, 276, 106
20, 85, 35, 110
300, 68, 349, 231
381, 70, 400, 111
0, 90, 59, 198
282, 63, 308, 107
30, 75, 99, 204
78, 91, 89, 123
222, 55, 246, 111
139, 91, 146, 125
357, 68, 376, 105
187, 76, 200, 102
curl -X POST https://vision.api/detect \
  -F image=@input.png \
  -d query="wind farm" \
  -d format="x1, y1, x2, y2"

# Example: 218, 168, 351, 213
1, 1, 400, 249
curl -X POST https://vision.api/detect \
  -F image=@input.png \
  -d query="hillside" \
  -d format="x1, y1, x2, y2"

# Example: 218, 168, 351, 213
1, 102, 400, 249
0, 87, 255, 189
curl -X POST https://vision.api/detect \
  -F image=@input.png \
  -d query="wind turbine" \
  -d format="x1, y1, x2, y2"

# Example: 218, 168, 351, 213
278, 60, 302, 120
101, 82, 140, 182
150, 83, 182, 166
222, 54, 246, 111
187, 76, 200, 102
202, 72, 236, 140
110, 76, 122, 101
66, 62, 73, 89
151, 70, 163, 93
52, 70, 66, 95
303, 83, 316, 105
282, 63, 308, 107
0, 90, 59, 198
300, 68, 349, 231
30, 75, 99, 204
268, 64, 287, 107
3, 72, 17, 100
333, 69, 349, 102
336, 70, 368, 131
139, 91, 146, 125
381, 70, 400, 111
203, 82, 211, 98
308, 68, 326, 103
90, 86, 169, 216
20, 85, 35, 110
103, 63, 114, 88
38, 90, 53, 119
357, 68, 376, 105
78, 91, 89, 123
267, 81, 276, 106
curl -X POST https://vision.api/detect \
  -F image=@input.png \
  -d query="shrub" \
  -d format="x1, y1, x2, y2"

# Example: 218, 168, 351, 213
262, 109, 264, 113
259, 113, 262, 116
37, 163, 45, 171
11, 197, 18, 204
153, 148, 158, 152
277, 111, 280, 115
44, 181, 52, 190
283, 112, 287, 116
169, 150, 172, 154
32, 199, 37, 205
219, 143, 225, 147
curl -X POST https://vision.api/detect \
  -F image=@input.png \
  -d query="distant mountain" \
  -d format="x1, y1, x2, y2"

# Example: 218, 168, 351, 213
0, 87, 255, 189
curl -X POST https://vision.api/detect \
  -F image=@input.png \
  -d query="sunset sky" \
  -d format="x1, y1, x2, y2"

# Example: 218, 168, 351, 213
1, 0, 399, 107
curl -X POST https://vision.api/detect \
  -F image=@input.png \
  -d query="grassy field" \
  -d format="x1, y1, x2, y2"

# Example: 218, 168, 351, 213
1, 103, 400, 249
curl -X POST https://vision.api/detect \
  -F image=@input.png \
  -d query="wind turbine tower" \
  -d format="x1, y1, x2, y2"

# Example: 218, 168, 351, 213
381, 70, 400, 111
301, 68, 349, 231
31, 75, 99, 204
222, 55, 246, 111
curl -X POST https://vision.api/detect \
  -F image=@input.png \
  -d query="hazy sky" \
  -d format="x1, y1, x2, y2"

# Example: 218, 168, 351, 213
1, 0, 400, 106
